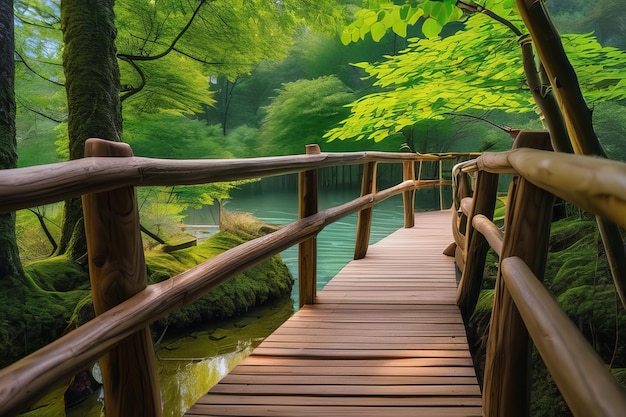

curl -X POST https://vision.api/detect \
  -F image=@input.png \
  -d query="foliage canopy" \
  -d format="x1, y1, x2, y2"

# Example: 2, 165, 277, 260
327, 8, 626, 145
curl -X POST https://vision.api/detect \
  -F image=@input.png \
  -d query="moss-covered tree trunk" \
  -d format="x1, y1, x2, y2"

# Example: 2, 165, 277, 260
58, 0, 122, 260
0, 0, 26, 289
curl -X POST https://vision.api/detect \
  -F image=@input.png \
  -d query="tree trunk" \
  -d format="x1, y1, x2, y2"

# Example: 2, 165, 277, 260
0, 0, 26, 289
517, 0, 626, 309
59, 0, 122, 259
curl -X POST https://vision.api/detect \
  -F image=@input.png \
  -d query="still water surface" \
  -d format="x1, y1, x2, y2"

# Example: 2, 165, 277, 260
224, 184, 447, 303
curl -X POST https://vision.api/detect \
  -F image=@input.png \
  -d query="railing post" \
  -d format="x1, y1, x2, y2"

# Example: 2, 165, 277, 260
354, 161, 377, 260
456, 170, 499, 320
451, 170, 473, 269
82, 138, 161, 417
298, 144, 320, 307
482, 131, 554, 417
438, 158, 444, 210
402, 160, 415, 228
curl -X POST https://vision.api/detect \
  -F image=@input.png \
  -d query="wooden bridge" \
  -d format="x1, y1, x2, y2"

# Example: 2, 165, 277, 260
1, 133, 626, 417
187, 210, 481, 417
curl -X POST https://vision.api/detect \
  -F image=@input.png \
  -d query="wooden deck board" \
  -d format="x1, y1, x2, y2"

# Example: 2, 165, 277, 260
185, 210, 482, 416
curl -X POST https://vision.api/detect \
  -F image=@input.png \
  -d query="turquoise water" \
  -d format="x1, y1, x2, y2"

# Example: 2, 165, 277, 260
224, 182, 448, 306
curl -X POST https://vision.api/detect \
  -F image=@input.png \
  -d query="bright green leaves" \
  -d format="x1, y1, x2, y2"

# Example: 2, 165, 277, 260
422, 18, 442, 38
329, 9, 626, 145
561, 33, 626, 103
371, 21, 387, 41
340, 0, 462, 45
327, 14, 533, 143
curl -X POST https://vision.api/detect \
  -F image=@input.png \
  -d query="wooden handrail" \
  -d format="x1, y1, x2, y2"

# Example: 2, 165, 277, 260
455, 148, 626, 229
472, 214, 502, 257
0, 151, 445, 214
0, 159, 448, 417
502, 257, 626, 417
452, 132, 626, 417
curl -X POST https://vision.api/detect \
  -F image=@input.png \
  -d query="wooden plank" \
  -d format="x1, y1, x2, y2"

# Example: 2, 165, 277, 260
194, 394, 482, 406
186, 211, 482, 416
186, 405, 483, 417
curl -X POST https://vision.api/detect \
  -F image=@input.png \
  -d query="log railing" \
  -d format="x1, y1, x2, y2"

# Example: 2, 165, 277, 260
452, 130, 626, 417
0, 138, 471, 416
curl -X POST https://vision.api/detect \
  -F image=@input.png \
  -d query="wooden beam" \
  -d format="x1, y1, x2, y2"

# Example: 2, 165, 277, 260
354, 161, 377, 260
402, 161, 415, 228
456, 171, 499, 320
82, 138, 161, 417
0, 151, 444, 214
298, 144, 320, 307
482, 130, 554, 417
502, 257, 626, 417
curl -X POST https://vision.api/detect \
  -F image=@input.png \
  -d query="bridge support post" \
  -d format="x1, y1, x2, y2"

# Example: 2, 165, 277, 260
456, 170, 499, 320
451, 171, 473, 270
354, 161, 377, 259
82, 138, 162, 417
298, 144, 320, 307
402, 161, 415, 228
482, 131, 554, 417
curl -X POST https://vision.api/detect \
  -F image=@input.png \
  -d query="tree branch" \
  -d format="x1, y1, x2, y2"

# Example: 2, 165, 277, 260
119, 56, 146, 102
15, 50, 64, 87
117, 0, 206, 62
444, 112, 519, 138
15, 96, 66, 123
456, 0, 524, 37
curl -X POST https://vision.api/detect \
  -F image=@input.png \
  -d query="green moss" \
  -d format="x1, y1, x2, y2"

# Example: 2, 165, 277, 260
4, 214, 293, 368
146, 231, 293, 332
24, 255, 88, 292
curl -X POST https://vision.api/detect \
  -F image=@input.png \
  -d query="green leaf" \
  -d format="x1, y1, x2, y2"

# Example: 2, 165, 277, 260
422, 17, 442, 38
340, 29, 352, 46
407, 7, 424, 25
363, 10, 378, 26
392, 19, 408, 38
371, 21, 387, 42
399, 4, 411, 20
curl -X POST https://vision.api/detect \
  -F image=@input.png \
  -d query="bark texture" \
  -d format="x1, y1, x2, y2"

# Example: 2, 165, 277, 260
0, 0, 26, 288
59, 0, 122, 258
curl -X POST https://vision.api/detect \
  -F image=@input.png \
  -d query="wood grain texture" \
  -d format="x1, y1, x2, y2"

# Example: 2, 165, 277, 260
456, 171, 499, 320
403, 161, 416, 228
482, 131, 554, 417
353, 161, 377, 260
186, 211, 481, 417
298, 145, 320, 307
502, 257, 626, 417
0, 151, 446, 214
82, 139, 161, 417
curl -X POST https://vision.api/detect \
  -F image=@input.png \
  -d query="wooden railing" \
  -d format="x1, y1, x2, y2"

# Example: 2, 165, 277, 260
0, 139, 470, 416
452, 130, 626, 417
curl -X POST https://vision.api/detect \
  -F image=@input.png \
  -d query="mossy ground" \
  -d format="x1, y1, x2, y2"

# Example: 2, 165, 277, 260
2, 212, 293, 368
467, 213, 626, 416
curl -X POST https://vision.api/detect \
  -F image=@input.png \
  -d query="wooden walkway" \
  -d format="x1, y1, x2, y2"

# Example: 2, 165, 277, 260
185, 210, 482, 417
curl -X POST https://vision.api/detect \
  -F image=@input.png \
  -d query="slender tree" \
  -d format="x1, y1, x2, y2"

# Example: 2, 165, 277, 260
0, 0, 26, 288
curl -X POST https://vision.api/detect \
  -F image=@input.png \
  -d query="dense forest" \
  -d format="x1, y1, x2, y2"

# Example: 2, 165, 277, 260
1, 0, 626, 416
